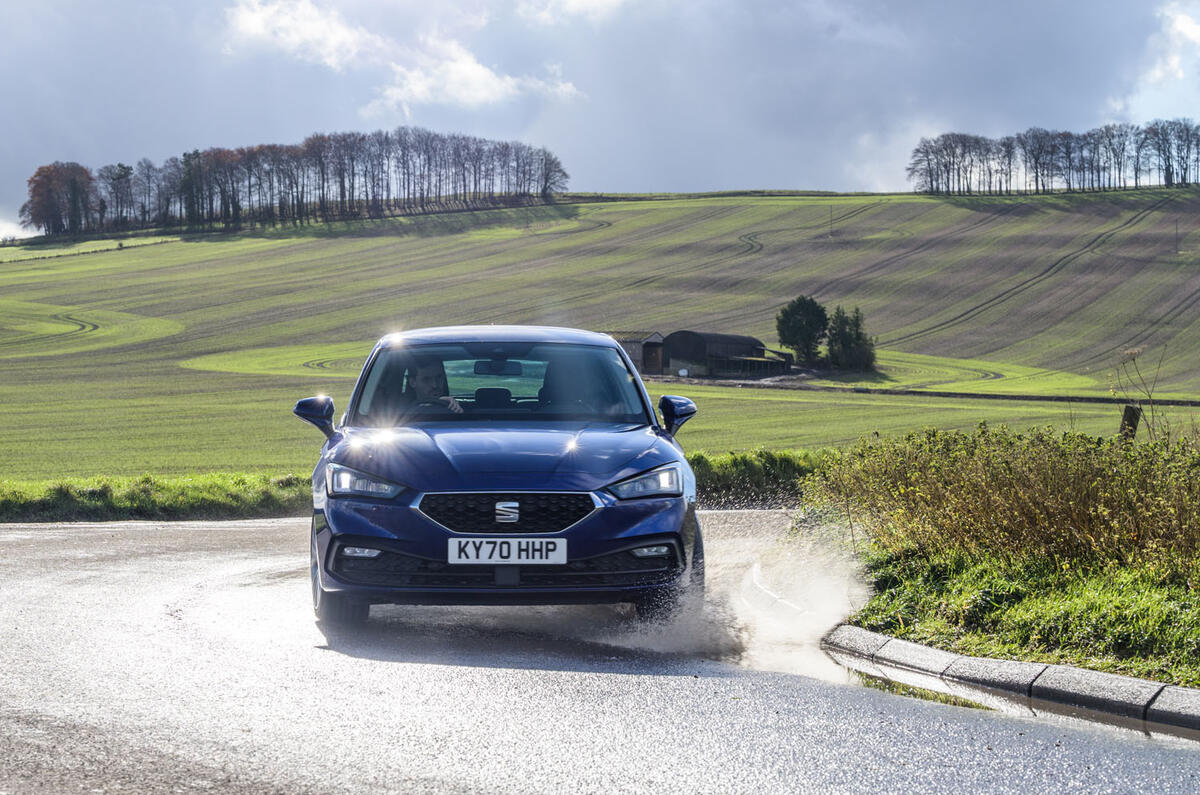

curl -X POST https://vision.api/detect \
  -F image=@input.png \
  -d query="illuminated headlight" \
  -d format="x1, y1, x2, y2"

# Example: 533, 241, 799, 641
607, 464, 683, 500
325, 463, 405, 499
341, 546, 383, 558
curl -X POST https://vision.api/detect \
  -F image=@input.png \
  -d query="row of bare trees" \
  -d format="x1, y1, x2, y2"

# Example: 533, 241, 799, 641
907, 119, 1200, 195
19, 127, 570, 236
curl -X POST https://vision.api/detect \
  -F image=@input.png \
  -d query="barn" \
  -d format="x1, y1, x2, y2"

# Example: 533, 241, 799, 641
604, 331, 664, 374
662, 330, 791, 377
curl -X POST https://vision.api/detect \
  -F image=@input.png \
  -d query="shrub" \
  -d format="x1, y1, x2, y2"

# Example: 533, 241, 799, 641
807, 423, 1200, 575
689, 448, 827, 507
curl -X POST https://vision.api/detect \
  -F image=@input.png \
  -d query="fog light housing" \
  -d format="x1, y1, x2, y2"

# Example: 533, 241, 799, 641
631, 545, 670, 558
341, 546, 382, 558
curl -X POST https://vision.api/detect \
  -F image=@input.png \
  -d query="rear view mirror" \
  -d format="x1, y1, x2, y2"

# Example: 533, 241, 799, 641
659, 395, 697, 436
294, 395, 336, 439
474, 359, 523, 376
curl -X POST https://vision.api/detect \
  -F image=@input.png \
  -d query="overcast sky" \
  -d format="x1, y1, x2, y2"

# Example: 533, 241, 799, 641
3, 0, 1200, 237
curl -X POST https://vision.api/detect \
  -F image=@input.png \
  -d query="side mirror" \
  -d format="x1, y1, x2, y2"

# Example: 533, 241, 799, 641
294, 395, 336, 439
659, 395, 697, 436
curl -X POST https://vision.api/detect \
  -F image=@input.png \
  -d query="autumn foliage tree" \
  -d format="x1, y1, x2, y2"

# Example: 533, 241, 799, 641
19, 162, 95, 235
19, 127, 570, 237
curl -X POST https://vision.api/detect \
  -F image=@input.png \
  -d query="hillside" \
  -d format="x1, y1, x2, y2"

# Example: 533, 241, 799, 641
2, 190, 1198, 477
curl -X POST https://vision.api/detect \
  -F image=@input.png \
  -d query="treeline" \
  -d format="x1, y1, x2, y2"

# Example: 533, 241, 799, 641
19, 128, 570, 236
907, 119, 1200, 195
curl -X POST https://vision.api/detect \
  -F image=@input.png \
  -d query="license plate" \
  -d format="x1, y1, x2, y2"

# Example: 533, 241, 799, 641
448, 537, 567, 565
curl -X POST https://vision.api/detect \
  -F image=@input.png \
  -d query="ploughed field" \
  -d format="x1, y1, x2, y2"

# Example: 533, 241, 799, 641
3, 190, 1200, 478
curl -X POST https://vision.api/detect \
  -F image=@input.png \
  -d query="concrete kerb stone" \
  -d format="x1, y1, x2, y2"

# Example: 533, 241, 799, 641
822, 624, 891, 659
943, 656, 1049, 697
1147, 686, 1200, 732
1031, 665, 1165, 721
821, 623, 1200, 731
872, 638, 961, 677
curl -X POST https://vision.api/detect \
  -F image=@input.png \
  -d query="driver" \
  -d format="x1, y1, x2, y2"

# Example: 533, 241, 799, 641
409, 358, 463, 414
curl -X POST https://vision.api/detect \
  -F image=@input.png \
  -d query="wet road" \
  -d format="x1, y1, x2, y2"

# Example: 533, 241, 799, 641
1, 512, 1197, 793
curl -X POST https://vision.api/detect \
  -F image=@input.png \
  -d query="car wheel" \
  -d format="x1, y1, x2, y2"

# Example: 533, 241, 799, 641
311, 560, 369, 626
690, 525, 706, 592
634, 588, 683, 622
634, 528, 706, 621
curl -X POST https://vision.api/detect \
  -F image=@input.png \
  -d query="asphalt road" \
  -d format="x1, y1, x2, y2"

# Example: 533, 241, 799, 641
1, 511, 1197, 794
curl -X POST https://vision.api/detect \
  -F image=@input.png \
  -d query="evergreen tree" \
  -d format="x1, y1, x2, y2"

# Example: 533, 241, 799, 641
827, 305, 876, 370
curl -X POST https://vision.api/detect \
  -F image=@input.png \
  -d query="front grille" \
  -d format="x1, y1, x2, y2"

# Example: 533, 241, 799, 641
418, 492, 596, 534
334, 547, 680, 589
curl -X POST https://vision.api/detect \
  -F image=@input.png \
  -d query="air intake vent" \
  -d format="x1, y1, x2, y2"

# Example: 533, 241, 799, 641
417, 492, 596, 534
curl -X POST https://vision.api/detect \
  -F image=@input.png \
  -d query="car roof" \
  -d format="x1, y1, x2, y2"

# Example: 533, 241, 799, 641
377, 325, 619, 349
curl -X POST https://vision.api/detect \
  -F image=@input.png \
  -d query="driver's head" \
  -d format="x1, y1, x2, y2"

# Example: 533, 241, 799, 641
410, 357, 447, 401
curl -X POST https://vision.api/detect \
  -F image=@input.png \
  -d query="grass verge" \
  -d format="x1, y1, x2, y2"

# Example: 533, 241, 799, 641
808, 424, 1200, 686
0, 449, 820, 522
0, 473, 312, 522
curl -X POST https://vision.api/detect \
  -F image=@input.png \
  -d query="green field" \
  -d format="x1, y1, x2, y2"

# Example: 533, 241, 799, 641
3, 190, 1199, 478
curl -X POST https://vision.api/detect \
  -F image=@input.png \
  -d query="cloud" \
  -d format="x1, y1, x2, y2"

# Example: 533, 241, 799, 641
225, 1, 579, 114
0, 213, 33, 240
225, 0, 388, 70
517, 0, 628, 25
365, 35, 578, 116
1142, 1, 1200, 83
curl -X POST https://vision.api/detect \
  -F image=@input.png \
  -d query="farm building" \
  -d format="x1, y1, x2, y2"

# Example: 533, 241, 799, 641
604, 331, 664, 374
662, 330, 791, 377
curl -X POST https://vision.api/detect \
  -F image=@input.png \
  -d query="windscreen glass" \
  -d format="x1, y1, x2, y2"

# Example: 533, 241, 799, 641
352, 343, 648, 425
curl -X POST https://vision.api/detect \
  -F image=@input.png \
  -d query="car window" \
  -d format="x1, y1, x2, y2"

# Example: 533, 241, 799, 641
351, 343, 648, 425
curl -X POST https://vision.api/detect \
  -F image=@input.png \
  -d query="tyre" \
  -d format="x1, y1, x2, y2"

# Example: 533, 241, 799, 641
690, 525, 706, 592
311, 560, 369, 626
634, 528, 705, 621
634, 587, 683, 622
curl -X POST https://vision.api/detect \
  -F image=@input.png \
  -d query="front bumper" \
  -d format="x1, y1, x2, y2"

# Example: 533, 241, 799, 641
312, 490, 700, 605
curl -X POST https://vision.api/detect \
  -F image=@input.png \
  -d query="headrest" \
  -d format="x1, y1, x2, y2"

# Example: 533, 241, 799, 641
474, 387, 512, 408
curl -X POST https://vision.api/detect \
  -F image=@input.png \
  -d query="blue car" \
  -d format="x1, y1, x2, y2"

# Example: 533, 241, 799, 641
293, 325, 702, 626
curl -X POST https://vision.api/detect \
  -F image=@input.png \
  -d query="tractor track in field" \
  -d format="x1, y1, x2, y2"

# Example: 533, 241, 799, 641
811, 201, 1027, 300
697, 202, 1025, 332
607, 202, 887, 298
1068, 213, 1200, 371
0, 313, 100, 349
881, 198, 1170, 349
472, 205, 789, 324
1073, 277, 1200, 371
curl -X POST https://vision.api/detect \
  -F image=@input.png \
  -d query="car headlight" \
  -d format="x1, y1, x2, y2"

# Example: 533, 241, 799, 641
325, 463, 405, 499
607, 464, 683, 500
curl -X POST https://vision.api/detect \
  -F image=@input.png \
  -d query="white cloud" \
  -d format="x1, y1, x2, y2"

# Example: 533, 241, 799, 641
844, 118, 946, 193
366, 35, 579, 116
225, 0, 389, 70
517, 0, 628, 26
0, 214, 33, 240
1142, 2, 1200, 83
1117, 1, 1200, 121
225, 1, 579, 113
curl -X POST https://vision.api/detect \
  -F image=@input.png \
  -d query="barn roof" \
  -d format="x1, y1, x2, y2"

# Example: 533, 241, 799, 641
665, 330, 764, 348
603, 330, 664, 343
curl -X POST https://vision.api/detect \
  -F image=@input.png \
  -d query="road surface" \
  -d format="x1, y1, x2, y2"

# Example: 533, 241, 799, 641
1, 511, 1197, 793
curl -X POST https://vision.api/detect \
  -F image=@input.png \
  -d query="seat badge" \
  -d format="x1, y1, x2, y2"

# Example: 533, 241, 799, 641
494, 501, 520, 523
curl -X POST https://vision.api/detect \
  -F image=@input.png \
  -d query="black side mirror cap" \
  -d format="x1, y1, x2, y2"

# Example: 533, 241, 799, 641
659, 395, 697, 436
294, 395, 336, 439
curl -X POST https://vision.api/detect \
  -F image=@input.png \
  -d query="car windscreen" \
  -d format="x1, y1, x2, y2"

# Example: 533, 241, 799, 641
350, 342, 649, 425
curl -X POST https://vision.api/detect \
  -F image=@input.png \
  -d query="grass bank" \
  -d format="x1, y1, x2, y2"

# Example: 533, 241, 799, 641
809, 425, 1200, 686
0, 450, 819, 522
0, 473, 312, 522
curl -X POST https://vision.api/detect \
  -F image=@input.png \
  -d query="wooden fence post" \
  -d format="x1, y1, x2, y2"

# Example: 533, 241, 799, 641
1118, 404, 1142, 440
